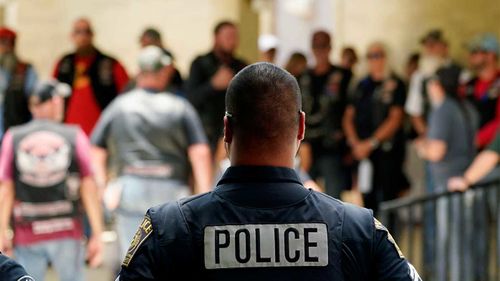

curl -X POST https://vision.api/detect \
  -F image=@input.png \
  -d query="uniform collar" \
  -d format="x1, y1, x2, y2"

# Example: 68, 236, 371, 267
217, 166, 303, 186
215, 166, 309, 208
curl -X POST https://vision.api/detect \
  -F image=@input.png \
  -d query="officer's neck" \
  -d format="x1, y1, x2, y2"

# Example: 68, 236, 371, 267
229, 144, 295, 169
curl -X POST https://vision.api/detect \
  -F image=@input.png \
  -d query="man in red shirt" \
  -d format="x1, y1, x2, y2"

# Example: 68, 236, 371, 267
461, 33, 500, 148
53, 18, 129, 135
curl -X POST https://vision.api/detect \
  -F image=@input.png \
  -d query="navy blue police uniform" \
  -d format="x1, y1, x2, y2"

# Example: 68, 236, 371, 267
0, 253, 34, 281
117, 166, 421, 281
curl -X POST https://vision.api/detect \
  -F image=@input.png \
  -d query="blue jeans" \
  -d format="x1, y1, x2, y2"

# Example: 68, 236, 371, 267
115, 175, 190, 259
436, 193, 461, 281
14, 238, 84, 281
423, 162, 436, 280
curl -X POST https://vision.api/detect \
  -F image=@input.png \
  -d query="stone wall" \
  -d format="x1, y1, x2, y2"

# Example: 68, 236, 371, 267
4, 0, 258, 79
333, 0, 500, 76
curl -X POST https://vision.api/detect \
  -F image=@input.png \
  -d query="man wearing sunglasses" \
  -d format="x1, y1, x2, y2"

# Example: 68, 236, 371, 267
116, 63, 421, 281
52, 18, 129, 136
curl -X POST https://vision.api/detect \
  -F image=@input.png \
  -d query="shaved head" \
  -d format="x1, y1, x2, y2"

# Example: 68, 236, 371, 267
225, 63, 302, 146
72, 18, 94, 50
73, 18, 93, 33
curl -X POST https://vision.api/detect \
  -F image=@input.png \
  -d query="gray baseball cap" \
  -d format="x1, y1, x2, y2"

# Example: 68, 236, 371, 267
138, 45, 172, 72
467, 33, 499, 55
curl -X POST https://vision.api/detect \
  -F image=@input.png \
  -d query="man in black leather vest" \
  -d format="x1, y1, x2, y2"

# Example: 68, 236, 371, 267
0, 81, 103, 281
0, 27, 38, 137
116, 63, 421, 281
53, 18, 129, 135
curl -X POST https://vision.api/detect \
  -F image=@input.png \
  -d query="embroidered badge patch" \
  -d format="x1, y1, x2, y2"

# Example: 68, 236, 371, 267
374, 218, 405, 259
122, 215, 153, 267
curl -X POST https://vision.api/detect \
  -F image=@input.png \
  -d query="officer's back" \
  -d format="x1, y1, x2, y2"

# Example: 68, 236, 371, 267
117, 63, 421, 281
0, 253, 34, 281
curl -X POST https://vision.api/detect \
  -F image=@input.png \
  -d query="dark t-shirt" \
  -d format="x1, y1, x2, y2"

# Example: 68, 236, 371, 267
487, 130, 500, 154
427, 98, 477, 188
351, 74, 406, 141
299, 64, 352, 155
91, 89, 207, 182
186, 51, 246, 149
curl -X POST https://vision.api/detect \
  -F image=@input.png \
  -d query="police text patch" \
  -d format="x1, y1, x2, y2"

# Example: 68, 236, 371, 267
204, 223, 328, 269
122, 215, 153, 267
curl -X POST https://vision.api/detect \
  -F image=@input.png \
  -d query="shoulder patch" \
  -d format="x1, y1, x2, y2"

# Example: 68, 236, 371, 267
122, 215, 153, 267
374, 218, 405, 259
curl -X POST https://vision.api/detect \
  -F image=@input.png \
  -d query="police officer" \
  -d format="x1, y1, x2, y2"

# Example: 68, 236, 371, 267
0, 253, 34, 281
116, 63, 421, 281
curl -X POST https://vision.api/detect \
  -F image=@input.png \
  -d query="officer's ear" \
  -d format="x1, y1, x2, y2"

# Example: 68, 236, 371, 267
297, 111, 305, 142
223, 115, 233, 144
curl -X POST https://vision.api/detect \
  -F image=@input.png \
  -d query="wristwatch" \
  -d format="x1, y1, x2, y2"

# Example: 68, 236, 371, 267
369, 137, 380, 149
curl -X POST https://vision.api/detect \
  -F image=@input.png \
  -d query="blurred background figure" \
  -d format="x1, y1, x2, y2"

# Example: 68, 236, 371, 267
449, 129, 500, 190
52, 18, 129, 136
406, 29, 462, 138
340, 46, 358, 73
0, 80, 103, 281
90, 46, 212, 260
258, 34, 278, 63
460, 33, 500, 149
414, 72, 477, 281
135, 27, 184, 94
343, 42, 408, 216
284, 52, 307, 79
405, 52, 420, 83
298, 30, 353, 199
0, 27, 37, 138
404, 30, 463, 278
186, 21, 246, 157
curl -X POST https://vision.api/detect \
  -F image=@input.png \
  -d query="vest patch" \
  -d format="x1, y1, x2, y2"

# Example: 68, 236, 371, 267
204, 223, 328, 269
16, 130, 71, 187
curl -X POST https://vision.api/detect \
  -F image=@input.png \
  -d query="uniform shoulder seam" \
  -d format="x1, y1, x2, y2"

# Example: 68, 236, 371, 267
176, 201, 193, 237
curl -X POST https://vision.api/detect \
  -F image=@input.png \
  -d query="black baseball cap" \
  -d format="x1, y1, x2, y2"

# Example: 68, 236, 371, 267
420, 29, 445, 45
30, 80, 71, 105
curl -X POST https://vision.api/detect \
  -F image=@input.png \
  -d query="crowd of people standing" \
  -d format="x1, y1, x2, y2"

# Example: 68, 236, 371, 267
0, 17, 498, 281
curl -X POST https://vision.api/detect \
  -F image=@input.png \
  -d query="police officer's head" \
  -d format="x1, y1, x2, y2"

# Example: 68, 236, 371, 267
224, 62, 305, 167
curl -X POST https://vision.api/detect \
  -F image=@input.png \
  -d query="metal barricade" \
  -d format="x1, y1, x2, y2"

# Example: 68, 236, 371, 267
379, 181, 500, 281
